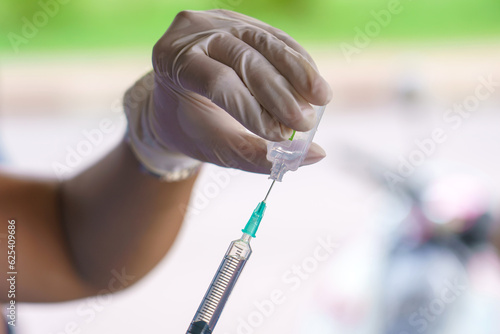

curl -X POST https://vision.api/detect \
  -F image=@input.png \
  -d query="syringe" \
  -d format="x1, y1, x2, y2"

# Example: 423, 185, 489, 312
186, 104, 325, 333
186, 182, 275, 334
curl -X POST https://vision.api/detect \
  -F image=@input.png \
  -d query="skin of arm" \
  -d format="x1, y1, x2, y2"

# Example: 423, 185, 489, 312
0, 139, 198, 302
493, 224, 500, 255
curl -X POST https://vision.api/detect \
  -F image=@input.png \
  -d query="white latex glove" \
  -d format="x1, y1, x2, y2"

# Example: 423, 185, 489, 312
151, 9, 332, 174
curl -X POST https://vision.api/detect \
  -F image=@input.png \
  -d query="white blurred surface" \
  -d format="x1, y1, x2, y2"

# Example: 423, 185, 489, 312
1, 48, 500, 334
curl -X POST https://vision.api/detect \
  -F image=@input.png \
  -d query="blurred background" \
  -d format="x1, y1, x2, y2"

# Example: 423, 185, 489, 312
1, 0, 500, 333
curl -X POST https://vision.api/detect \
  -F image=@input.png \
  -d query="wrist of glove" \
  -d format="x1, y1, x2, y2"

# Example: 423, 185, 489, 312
124, 71, 202, 181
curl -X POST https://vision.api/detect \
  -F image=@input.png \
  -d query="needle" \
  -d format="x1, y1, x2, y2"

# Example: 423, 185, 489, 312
263, 180, 276, 203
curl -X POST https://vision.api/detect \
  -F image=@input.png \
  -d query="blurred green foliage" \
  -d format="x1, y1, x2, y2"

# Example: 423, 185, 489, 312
1, 0, 500, 53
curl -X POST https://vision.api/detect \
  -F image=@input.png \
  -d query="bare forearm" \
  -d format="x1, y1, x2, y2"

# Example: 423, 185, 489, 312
61, 139, 198, 289
493, 227, 500, 255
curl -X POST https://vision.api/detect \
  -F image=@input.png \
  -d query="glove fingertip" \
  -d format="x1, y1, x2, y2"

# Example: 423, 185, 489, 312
301, 143, 326, 166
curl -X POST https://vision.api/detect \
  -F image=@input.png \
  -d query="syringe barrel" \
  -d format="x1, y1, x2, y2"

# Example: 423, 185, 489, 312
186, 235, 252, 334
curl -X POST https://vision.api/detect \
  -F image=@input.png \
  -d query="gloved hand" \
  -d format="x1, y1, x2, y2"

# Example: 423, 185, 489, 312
129, 9, 332, 176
